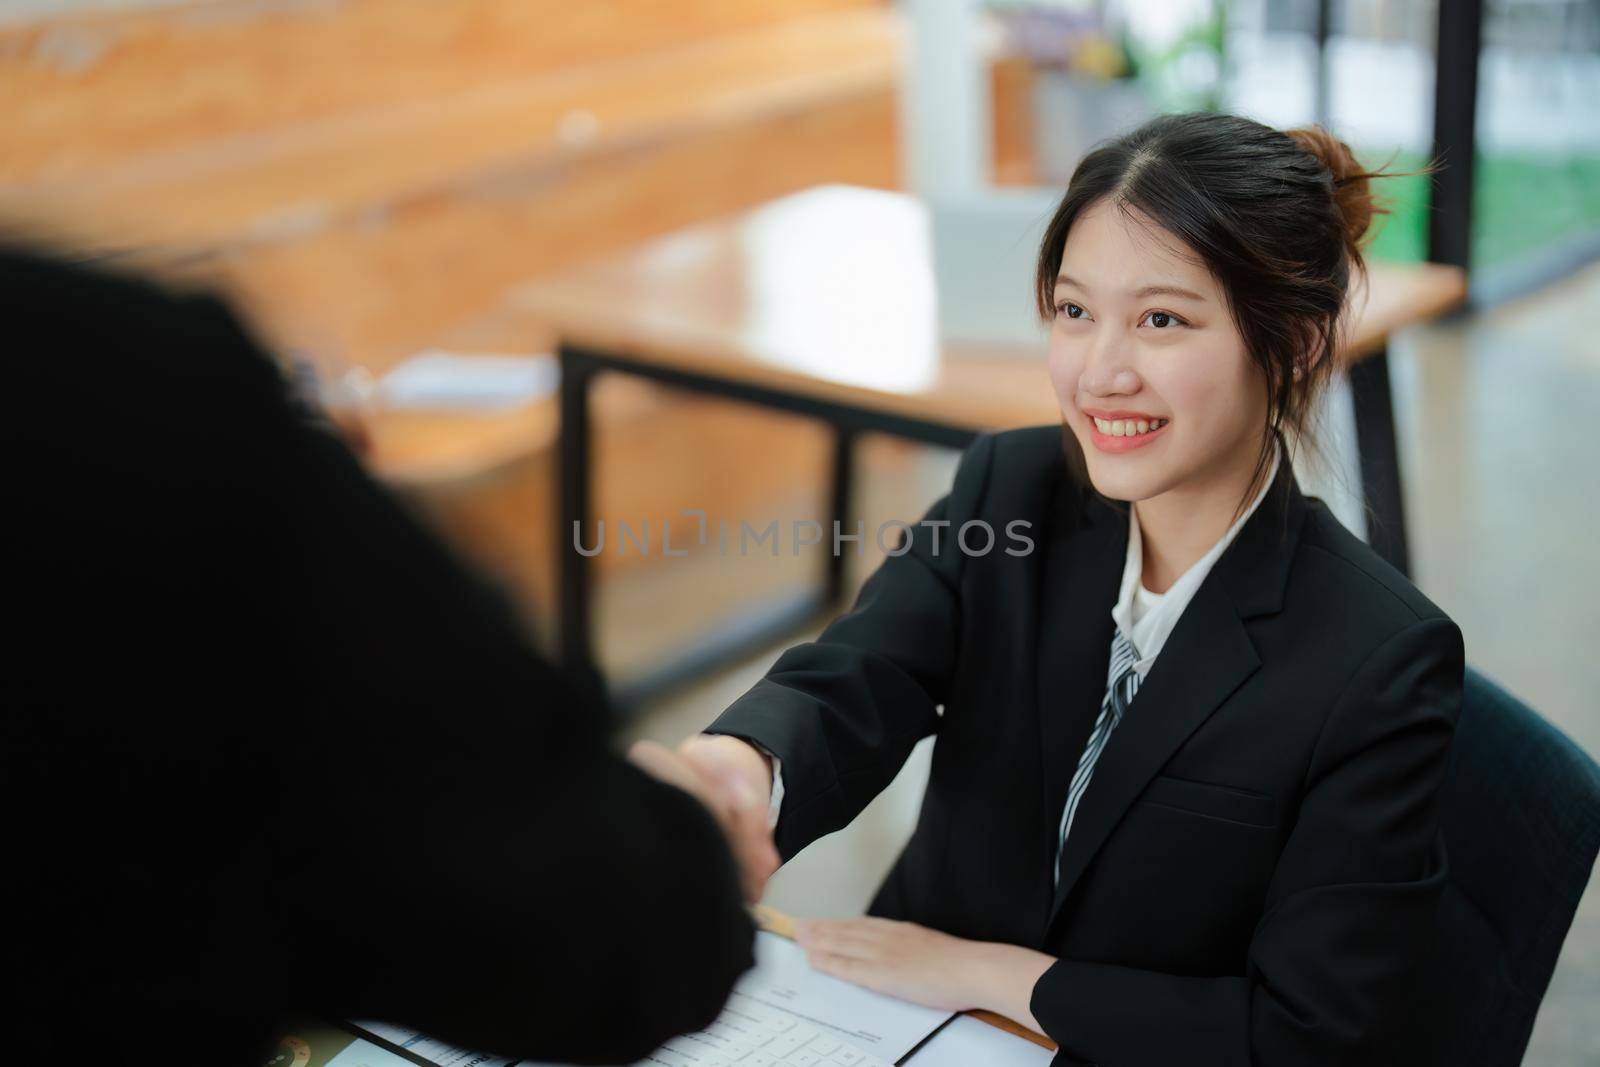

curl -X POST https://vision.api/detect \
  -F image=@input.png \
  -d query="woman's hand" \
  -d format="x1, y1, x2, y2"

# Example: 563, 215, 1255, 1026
677, 734, 781, 901
627, 734, 780, 903
796, 917, 1056, 1031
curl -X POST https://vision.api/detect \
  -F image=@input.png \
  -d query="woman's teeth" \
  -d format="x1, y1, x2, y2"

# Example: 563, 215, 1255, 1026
1092, 417, 1168, 437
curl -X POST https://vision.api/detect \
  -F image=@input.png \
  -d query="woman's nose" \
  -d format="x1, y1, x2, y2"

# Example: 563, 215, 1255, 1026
1082, 340, 1141, 396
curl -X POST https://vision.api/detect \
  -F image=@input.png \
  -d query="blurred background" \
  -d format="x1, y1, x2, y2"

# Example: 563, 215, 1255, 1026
4, 0, 1595, 1061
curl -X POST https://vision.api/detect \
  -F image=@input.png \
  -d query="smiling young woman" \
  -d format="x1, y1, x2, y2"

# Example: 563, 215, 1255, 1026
644, 111, 1462, 1067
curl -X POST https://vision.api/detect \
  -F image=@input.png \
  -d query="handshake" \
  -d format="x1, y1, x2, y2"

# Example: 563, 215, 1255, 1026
629, 734, 783, 903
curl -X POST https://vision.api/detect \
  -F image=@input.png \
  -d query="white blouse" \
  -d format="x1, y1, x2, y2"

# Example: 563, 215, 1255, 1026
1113, 440, 1282, 675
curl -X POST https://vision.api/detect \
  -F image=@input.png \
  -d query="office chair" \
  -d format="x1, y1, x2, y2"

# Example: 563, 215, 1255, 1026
1437, 666, 1600, 1065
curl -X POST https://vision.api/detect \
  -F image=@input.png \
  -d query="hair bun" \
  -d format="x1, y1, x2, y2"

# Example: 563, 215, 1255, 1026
1285, 124, 1379, 257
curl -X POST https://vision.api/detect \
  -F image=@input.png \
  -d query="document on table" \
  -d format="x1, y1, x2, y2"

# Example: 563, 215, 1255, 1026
268, 1021, 453, 1067
355, 1020, 518, 1067
378, 929, 956, 1067
903, 1014, 1056, 1066
720, 929, 956, 1062
526, 930, 955, 1066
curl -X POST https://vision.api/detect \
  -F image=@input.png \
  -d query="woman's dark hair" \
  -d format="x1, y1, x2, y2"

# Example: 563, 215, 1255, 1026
1034, 111, 1437, 526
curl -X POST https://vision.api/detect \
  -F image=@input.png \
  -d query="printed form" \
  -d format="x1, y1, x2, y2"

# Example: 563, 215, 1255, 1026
368, 931, 954, 1067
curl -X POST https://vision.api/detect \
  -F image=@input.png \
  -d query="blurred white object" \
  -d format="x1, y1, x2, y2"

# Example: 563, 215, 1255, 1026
379, 350, 558, 411
1033, 72, 1151, 183
902, 0, 993, 198
1290, 367, 1369, 543
902, 0, 1128, 349
930, 188, 1061, 348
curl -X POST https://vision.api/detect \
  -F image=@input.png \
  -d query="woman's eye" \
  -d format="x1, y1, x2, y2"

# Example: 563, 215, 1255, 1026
1056, 301, 1086, 319
1144, 310, 1185, 329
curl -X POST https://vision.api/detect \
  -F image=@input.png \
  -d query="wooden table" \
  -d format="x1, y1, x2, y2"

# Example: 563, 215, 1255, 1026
512, 185, 1467, 706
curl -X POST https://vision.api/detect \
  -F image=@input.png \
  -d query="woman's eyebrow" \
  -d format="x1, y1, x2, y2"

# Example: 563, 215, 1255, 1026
1055, 274, 1208, 303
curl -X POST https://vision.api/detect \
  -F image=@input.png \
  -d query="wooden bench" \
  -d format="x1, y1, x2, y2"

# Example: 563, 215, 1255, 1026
1, 0, 917, 628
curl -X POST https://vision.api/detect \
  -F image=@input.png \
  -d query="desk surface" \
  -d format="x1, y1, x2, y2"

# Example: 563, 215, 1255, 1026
512, 184, 1467, 434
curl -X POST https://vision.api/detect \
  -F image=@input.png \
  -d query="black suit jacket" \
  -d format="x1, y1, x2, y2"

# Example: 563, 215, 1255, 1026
709, 426, 1464, 1067
1, 247, 753, 1067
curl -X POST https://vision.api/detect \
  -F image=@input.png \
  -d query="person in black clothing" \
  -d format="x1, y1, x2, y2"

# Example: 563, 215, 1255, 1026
0, 244, 757, 1066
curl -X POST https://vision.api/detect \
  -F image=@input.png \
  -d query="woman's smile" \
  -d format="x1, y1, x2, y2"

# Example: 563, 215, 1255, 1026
1083, 407, 1171, 453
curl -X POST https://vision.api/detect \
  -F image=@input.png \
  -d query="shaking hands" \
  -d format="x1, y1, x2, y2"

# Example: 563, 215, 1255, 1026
628, 733, 783, 903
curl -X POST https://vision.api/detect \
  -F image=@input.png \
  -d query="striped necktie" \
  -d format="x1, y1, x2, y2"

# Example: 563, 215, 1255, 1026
1054, 625, 1142, 887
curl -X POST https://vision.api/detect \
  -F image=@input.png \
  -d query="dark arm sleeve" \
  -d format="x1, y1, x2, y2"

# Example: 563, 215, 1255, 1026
2, 250, 752, 1064
200, 315, 760, 1065
280, 721, 758, 1066
704, 431, 998, 862
1029, 617, 1464, 1067
74, 280, 755, 1063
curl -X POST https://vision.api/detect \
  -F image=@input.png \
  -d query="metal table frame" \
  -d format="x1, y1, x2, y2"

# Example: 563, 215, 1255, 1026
557, 342, 978, 708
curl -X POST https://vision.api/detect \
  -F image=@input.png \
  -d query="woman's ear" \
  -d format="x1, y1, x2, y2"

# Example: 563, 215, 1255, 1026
1287, 319, 1322, 382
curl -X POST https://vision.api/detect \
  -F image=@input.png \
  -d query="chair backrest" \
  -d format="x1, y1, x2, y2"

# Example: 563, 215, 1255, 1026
1437, 666, 1600, 1065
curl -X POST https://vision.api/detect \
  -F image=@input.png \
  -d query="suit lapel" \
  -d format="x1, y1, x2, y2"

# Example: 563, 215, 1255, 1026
1043, 454, 1309, 933
1045, 575, 1260, 928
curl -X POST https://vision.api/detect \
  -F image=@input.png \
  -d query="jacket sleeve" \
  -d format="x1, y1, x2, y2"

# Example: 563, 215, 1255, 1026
280, 715, 759, 1067
1030, 616, 1464, 1067
704, 431, 999, 862
178, 295, 757, 1065
1, 251, 754, 1067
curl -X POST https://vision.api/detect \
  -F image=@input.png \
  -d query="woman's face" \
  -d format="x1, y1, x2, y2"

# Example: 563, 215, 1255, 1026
1047, 199, 1268, 506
